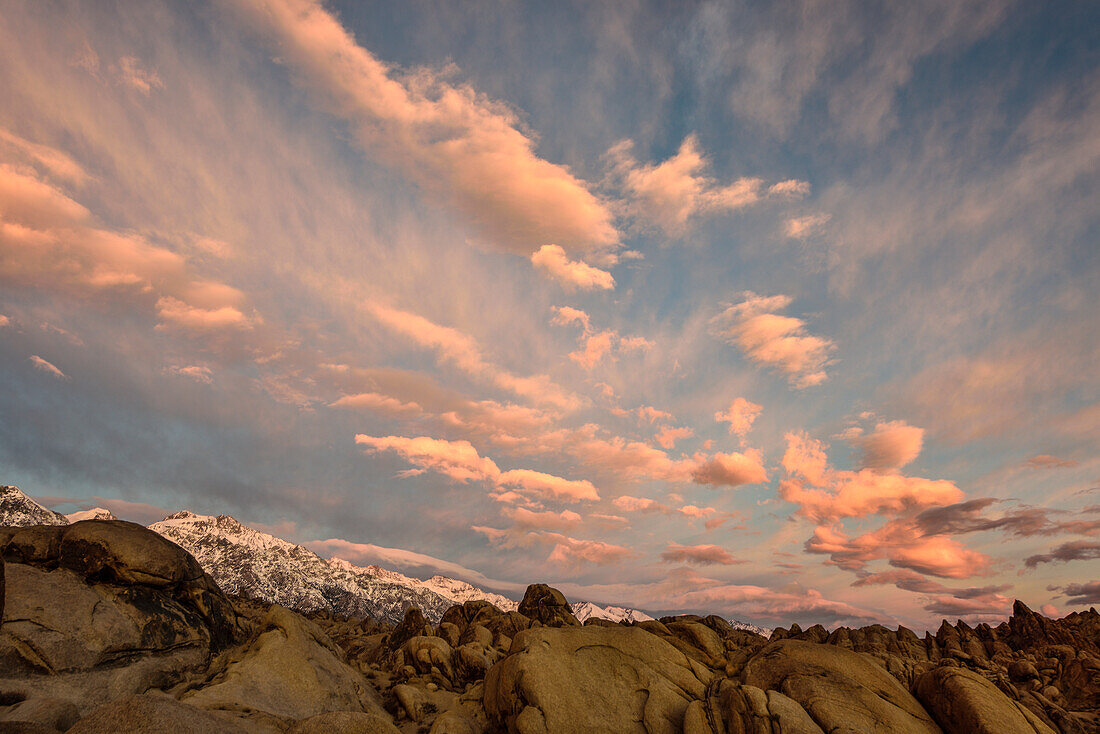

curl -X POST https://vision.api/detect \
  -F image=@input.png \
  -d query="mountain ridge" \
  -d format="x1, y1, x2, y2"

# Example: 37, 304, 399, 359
0, 485, 670, 627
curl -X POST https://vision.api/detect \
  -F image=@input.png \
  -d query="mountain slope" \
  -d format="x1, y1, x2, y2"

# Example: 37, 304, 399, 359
572, 601, 654, 623
0, 486, 746, 630
0, 485, 68, 526
149, 511, 511, 623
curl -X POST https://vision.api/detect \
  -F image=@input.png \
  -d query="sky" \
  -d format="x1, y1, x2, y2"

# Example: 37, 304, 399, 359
1, 0, 1098, 631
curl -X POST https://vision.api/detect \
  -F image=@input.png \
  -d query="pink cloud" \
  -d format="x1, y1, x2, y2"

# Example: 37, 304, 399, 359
0, 128, 88, 185
29, 354, 68, 380
1041, 603, 1059, 617
330, 391, 422, 414
780, 431, 962, 523
113, 56, 164, 95
307, 536, 525, 594
165, 365, 214, 384
854, 420, 924, 471
606, 135, 806, 235
715, 397, 762, 440
570, 331, 615, 370
531, 244, 615, 290
712, 293, 834, 388
0, 162, 252, 332
806, 521, 992, 579
355, 434, 500, 483
551, 307, 652, 370
473, 525, 633, 569
356, 433, 599, 502
612, 495, 668, 513
545, 534, 634, 567
661, 542, 743, 565
655, 426, 693, 449
691, 450, 768, 487
155, 297, 252, 332
784, 213, 830, 238
233, 0, 619, 256
550, 305, 591, 331
497, 468, 600, 502
365, 301, 582, 411
502, 506, 582, 531
1025, 454, 1078, 469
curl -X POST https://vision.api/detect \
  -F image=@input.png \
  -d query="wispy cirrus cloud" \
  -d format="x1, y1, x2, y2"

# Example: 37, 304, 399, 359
29, 355, 68, 380
229, 0, 619, 258
355, 433, 599, 502
365, 301, 583, 411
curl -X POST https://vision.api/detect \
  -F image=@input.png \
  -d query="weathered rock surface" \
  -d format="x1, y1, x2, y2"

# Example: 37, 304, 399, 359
286, 711, 400, 733
740, 639, 942, 733
65, 693, 254, 734
179, 605, 384, 721
484, 623, 714, 733
0, 521, 237, 710
915, 666, 1057, 734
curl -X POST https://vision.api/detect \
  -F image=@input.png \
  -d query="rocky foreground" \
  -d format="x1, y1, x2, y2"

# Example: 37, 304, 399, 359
0, 520, 1097, 733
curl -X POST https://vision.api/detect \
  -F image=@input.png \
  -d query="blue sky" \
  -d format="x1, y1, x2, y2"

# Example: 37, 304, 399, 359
0, 0, 1097, 629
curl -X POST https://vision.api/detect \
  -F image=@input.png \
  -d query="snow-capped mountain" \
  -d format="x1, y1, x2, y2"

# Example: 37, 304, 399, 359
65, 507, 117, 522
0, 485, 68, 526
730, 619, 772, 637
325, 557, 518, 613
572, 601, 654, 624
0, 485, 772, 632
149, 511, 515, 623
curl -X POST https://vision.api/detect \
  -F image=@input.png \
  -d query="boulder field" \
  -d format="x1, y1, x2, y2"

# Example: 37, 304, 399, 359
0, 521, 1097, 733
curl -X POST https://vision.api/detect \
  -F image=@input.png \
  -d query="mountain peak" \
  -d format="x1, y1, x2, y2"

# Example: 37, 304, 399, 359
65, 507, 118, 522
0, 485, 69, 526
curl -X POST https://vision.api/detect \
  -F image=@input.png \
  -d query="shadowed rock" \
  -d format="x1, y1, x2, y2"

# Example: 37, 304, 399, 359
516, 584, 579, 627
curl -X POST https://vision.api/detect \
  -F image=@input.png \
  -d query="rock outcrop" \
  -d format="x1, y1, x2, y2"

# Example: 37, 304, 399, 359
0, 520, 237, 709
515, 583, 579, 627
485, 624, 714, 733
1, 519, 1098, 733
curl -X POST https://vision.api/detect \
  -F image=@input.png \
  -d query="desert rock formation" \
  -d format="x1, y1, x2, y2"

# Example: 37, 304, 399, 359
0, 519, 1097, 732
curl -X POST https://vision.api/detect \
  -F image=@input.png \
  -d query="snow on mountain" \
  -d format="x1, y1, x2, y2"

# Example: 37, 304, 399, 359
0, 485, 68, 526
149, 510, 516, 623
326, 557, 519, 612
65, 507, 117, 522
571, 601, 653, 624
0, 486, 774, 632
730, 619, 772, 637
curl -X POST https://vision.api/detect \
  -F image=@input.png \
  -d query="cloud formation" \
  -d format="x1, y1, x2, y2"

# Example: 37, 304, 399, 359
1025, 540, 1100, 568
712, 293, 834, 388
355, 433, 598, 502
852, 420, 924, 471
365, 301, 581, 410
530, 244, 615, 290
660, 542, 743, 565
715, 397, 762, 441
606, 135, 807, 235
780, 431, 961, 523
29, 355, 68, 380
232, 0, 619, 256
691, 450, 768, 487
